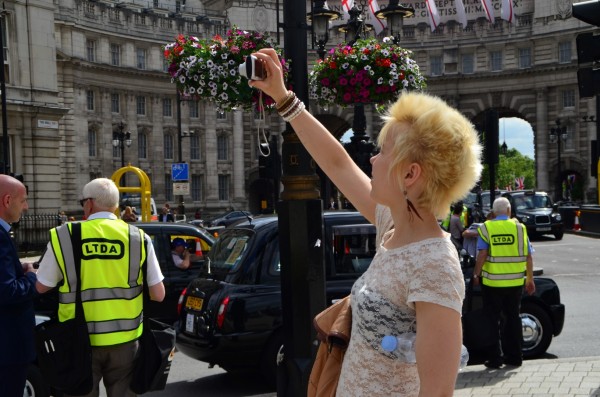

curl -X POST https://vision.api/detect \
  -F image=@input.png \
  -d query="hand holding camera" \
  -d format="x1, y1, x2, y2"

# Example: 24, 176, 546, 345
239, 55, 267, 81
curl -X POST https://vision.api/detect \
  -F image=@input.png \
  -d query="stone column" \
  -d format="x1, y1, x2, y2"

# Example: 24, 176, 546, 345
232, 110, 245, 203
204, 104, 218, 202
536, 88, 549, 192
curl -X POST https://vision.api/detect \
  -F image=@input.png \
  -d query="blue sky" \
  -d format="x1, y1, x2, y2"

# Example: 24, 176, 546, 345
500, 117, 535, 159
341, 116, 536, 160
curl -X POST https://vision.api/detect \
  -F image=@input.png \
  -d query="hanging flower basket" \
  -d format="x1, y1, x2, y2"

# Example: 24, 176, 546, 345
308, 37, 426, 108
163, 28, 289, 112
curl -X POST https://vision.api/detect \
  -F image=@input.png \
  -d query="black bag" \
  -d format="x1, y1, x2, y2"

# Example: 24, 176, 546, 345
130, 318, 176, 394
34, 223, 93, 395
35, 317, 93, 395
462, 308, 498, 350
130, 262, 176, 394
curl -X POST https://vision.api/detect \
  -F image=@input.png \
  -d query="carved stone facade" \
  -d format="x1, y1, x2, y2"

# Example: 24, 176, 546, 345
2, 0, 598, 217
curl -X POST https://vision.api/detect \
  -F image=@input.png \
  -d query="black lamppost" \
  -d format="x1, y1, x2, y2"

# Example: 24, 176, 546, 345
308, 1, 340, 60
550, 119, 568, 201
112, 122, 131, 168
375, 0, 414, 44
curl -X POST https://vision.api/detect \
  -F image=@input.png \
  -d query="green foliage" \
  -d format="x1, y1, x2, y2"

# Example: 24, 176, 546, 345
480, 148, 535, 190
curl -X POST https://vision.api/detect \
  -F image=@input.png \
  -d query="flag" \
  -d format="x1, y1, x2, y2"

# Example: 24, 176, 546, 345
455, 0, 468, 28
481, 0, 495, 22
501, 0, 514, 23
515, 176, 525, 190
341, 0, 354, 20
425, 0, 441, 32
368, 0, 387, 34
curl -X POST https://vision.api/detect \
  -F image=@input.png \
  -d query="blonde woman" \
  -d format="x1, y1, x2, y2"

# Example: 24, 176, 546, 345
250, 48, 482, 396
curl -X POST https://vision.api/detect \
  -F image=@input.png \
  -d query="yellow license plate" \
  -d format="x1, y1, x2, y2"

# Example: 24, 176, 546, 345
185, 296, 203, 310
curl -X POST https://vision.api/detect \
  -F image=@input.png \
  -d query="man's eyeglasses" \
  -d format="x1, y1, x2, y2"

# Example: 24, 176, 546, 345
79, 197, 93, 207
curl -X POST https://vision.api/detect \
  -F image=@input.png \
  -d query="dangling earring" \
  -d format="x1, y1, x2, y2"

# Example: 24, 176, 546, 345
404, 190, 423, 222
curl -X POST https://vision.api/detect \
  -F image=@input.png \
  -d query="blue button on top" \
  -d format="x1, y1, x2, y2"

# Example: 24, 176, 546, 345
381, 335, 397, 352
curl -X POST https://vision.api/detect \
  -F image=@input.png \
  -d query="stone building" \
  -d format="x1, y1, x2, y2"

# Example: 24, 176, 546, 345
1, 0, 598, 217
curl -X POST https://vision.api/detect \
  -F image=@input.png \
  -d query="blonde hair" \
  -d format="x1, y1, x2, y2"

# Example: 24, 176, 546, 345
378, 92, 482, 219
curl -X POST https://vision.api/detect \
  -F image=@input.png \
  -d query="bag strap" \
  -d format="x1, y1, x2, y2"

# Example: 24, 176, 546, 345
138, 228, 150, 319
70, 222, 85, 321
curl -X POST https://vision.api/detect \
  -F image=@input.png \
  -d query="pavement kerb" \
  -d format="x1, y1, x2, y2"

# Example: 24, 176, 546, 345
455, 356, 600, 396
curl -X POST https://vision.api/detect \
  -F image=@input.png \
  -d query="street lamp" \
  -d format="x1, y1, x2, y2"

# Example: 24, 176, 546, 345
175, 91, 196, 220
375, 0, 414, 43
550, 119, 568, 201
0, 6, 10, 174
308, 1, 340, 60
112, 122, 132, 168
337, 3, 377, 182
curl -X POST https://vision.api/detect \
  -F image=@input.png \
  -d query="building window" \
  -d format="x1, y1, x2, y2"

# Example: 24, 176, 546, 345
111, 93, 120, 113
189, 101, 199, 118
192, 174, 203, 201
88, 130, 96, 157
164, 134, 174, 159
490, 50, 503, 71
518, 48, 531, 69
86, 90, 94, 111
190, 135, 200, 160
86, 39, 96, 62
136, 96, 146, 116
216, 110, 227, 120
164, 174, 173, 202
559, 41, 572, 64
163, 98, 172, 117
110, 43, 121, 66
217, 135, 228, 160
462, 53, 474, 74
562, 89, 575, 108
136, 48, 146, 70
430, 55, 443, 76
218, 174, 229, 201
138, 133, 147, 159
162, 57, 170, 73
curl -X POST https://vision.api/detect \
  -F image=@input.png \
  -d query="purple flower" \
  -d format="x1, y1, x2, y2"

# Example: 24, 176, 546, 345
339, 77, 348, 86
321, 78, 330, 86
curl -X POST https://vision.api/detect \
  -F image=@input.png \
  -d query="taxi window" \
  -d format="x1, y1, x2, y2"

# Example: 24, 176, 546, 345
208, 230, 252, 271
332, 224, 376, 276
169, 234, 211, 261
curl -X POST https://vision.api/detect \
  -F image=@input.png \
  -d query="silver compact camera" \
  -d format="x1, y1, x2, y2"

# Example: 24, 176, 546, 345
238, 55, 267, 81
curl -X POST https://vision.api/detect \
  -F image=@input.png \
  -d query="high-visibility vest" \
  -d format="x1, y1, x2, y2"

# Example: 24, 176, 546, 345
49, 219, 147, 346
441, 205, 468, 230
477, 219, 528, 287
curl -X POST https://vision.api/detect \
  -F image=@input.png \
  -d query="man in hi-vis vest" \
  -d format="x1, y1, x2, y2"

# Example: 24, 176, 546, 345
473, 197, 535, 369
36, 178, 165, 396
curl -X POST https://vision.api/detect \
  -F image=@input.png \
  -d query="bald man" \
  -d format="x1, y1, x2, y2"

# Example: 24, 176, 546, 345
0, 174, 38, 396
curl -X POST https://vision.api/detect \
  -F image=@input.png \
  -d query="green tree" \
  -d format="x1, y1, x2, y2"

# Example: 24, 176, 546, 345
480, 148, 535, 190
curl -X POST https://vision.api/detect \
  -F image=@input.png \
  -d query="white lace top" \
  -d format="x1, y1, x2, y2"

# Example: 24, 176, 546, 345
336, 205, 465, 396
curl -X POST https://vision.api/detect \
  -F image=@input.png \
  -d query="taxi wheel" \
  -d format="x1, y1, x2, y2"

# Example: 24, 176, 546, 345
25, 365, 51, 397
260, 331, 283, 388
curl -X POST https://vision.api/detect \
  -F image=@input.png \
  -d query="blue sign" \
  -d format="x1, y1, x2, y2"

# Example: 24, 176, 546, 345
171, 163, 189, 181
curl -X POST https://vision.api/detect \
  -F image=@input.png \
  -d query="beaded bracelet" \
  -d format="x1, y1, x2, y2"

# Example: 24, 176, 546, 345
276, 91, 295, 113
280, 98, 305, 123
279, 96, 300, 119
